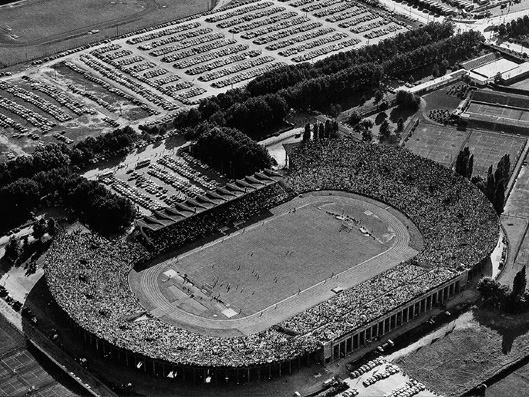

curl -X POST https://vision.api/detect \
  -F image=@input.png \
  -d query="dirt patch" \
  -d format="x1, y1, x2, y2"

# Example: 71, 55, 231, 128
395, 308, 529, 397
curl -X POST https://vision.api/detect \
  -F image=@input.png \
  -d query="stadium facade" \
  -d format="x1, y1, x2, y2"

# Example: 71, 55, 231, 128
45, 139, 498, 384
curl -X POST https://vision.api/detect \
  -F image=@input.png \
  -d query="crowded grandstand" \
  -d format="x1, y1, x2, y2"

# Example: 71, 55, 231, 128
44, 138, 499, 381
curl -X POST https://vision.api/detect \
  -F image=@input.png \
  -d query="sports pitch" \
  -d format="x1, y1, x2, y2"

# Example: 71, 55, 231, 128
404, 123, 526, 176
404, 123, 469, 167
466, 102, 529, 123
130, 192, 419, 336
467, 130, 526, 176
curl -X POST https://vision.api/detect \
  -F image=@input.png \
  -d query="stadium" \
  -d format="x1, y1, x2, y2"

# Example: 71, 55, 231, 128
44, 138, 499, 384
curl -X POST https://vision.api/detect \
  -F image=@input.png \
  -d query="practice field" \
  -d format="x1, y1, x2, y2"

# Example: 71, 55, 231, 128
0, 315, 83, 397
504, 164, 529, 219
130, 191, 419, 336
404, 123, 469, 167
404, 124, 526, 176
466, 102, 529, 123
466, 130, 526, 176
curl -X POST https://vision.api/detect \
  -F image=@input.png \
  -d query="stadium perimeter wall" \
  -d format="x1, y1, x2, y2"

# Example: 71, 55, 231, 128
51, 255, 489, 384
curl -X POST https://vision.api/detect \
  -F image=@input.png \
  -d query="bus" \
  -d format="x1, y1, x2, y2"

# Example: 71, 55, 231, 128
136, 158, 151, 168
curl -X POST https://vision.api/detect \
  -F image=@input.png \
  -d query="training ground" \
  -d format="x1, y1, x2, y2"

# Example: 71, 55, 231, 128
129, 191, 419, 337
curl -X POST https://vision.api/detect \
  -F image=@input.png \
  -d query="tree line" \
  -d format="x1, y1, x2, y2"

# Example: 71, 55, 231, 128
172, 23, 483, 140
494, 15, 529, 40
0, 126, 137, 187
0, 127, 138, 234
191, 124, 273, 179
455, 147, 510, 215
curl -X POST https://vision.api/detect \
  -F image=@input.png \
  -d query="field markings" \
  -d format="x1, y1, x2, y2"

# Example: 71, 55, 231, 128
133, 193, 418, 336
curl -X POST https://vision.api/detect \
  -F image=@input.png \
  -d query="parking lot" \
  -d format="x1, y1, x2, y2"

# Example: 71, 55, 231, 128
89, 133, 228, 215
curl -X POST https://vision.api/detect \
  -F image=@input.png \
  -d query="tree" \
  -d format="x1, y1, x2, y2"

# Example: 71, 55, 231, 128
467, 154, 474, 180
379, 120, 391, 142
362, 129, 373, 142
349, 110, 362, 126
432, 63, 440, 78
397, 117, 405, 133
47, 218, 58, 236
512, 266, 527, 297
477, 276, 509, 304
374, 89, 384, 103
303, 123, 311, 142
440, 59, 450, 75
455, 147, 471, 178
32, 218, 47, 240
395, 90, 420, 111
5, 236, 20, 261
494, 180, 505, 214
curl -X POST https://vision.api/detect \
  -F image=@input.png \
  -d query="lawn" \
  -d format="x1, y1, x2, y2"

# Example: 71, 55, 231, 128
404, 123, 469, 168
466, 130, 526, 176
0, 0, 210, 65
395, 308, 529, 397
135, 193, 413, 324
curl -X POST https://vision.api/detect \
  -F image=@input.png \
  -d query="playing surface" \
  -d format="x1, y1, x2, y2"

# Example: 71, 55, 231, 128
404, 124, 469, 167
130, 191, 419, 336
466, 102, 529, 122
404, 124, 526, 176
466, 130, 526, 176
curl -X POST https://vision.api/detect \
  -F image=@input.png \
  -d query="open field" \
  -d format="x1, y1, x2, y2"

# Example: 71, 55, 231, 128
130, 192, 417, 336
404, 123, 468, 167
0, 0, 212, 65
466, 130, 526, 176
395, 309, 529, 397
505, 165, 529, 219
467, 102, 529, 123
511, 76, 529, 91
404, 124, 526, 176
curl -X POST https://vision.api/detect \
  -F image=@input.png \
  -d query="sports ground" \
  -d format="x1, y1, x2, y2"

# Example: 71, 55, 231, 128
130, 192, 419, 336
466, 102, 529, 123
405, 123, 526, 176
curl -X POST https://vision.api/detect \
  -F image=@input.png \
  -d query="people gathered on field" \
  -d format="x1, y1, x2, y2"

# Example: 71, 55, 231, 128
44, 138, 498, 369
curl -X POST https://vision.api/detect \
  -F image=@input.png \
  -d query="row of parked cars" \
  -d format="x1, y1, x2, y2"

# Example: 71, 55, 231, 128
279, 32, 347, 57
266, 27, 334, 51
185, 50, 260, 76
211, 62, 285, 88
23, 76, 95, 117
126, 22, 201, 45
63, 61, 160, 116
198, 55, 274, 82
230, 11, 297, 35
205, 1, 273, 23
140, 28, 213, 52
172, 42, 245, 69
292, 37, 361, 62
254, 21, 323, 45
216, 6, 285, 29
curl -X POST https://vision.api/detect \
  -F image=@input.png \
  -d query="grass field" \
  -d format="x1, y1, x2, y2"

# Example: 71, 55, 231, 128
505, 165, 529, 219
396, 309, 529, 397
130, 192, 418, 336
466, 130, 526, 176
511, 77, 529, 91
0, 0, 211, 65
404, 124, 526, 176
404, 124, 469, 167
467, 102, 529, 123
